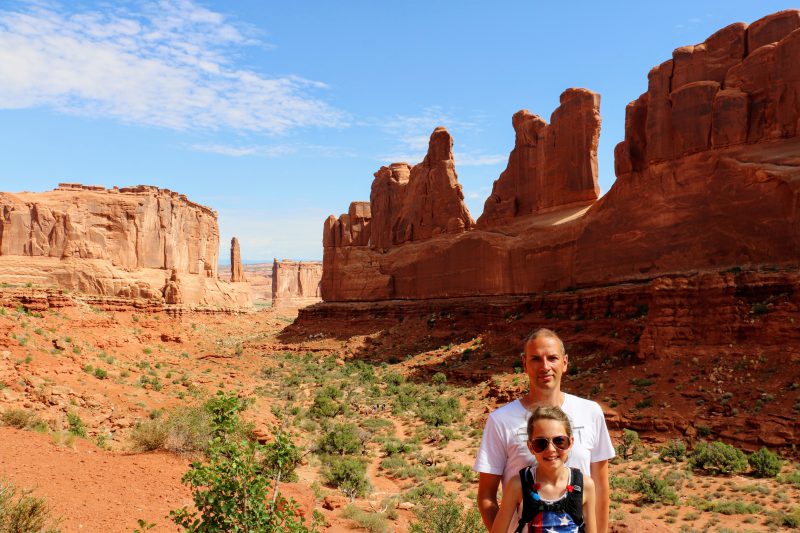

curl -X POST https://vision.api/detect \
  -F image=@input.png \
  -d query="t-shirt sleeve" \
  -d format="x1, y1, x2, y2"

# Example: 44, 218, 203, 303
473, 412, 506, 475
591, 402, 616, 462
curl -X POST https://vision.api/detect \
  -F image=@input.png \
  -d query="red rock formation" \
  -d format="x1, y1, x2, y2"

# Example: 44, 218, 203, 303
321, 10, 800, 303
478, 89, 601, 227
391, 127, 474, 243
230, 237, 245, 282
271, 259, 322, 308
0, 184, 250, 307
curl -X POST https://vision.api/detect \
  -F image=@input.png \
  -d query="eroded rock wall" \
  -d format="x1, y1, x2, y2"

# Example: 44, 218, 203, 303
321, 10, 800, 303
272, 259, 322, 308
0, 184, 250, 307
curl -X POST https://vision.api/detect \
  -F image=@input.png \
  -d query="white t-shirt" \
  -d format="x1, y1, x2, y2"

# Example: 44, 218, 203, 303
473, 394, 615, 531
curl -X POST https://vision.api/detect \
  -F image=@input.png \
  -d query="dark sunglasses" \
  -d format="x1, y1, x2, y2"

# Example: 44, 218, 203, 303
529, 435, 571, 453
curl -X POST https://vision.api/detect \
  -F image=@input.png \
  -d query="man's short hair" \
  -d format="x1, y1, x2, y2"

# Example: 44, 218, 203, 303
525, 328, 566, 356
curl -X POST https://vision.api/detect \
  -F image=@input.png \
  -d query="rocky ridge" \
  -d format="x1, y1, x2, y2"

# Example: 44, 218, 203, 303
0, 184, 250, 307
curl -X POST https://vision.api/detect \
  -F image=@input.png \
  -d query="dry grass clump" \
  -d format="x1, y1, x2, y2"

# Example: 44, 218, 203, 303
131, 405, 213, 453
0, 479, 61, 533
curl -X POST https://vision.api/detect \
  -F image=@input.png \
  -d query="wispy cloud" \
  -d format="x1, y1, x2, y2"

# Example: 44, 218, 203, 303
377, 107, 503, 167
189, 142, 356, 158
0, 0, 347, 133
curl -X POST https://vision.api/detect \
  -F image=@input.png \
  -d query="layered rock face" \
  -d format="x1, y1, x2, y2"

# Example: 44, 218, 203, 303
478, 88, 601, 227
230, 237, 245, 282
321, 10, 800, 303
272, 259, 322, 308
0, 184, 250, 307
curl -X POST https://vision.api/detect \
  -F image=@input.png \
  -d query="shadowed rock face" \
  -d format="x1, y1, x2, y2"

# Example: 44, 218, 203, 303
321, 10, 800, 303
0, 184, 250, 307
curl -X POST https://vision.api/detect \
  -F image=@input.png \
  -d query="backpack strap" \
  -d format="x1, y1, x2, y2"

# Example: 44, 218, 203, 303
514, 466, 538, 533
563, 467, 584, 527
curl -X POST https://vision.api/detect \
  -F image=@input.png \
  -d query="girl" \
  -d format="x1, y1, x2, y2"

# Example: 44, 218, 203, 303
491, 406, 596, 533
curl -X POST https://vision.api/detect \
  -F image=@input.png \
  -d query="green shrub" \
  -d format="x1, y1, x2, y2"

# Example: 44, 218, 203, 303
309, 393, 342, 418
323, 456, 369, 499
382, 438, 417, 456
658, 439, 687, 462
616, 429, 647, 460
416, 396, 462, 427
262, 429, 302, 484
748, 447, 782, 478
633, 470, 677, 504
93, 368, 108, 380
0, 479, 61, 533
689, 441, 748, 475
409, 494, 483, 533
170, 392, 310, 532
67, 412, 86, 438
318, 423, 364, 456
431, 373, 447, 386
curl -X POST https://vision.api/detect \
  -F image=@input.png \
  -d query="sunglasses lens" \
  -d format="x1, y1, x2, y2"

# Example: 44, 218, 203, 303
531, 438, 549, 453
553, 436, 570, 450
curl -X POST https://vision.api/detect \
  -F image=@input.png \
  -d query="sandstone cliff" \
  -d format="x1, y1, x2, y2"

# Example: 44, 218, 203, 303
272, 259, 322, 308
0, 184, 250, 307
321, 10, 800, 303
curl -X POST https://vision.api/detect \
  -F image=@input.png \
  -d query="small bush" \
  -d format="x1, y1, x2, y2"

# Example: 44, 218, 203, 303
748, 447, 782, 478
318, 423, 364, 456
93, 368, 108, 380
409, 494, 483, 533
67, 412, 86, 438
658, 439, 687, 462
616, 429, 647, 461
416, 396, 462, 427
2, 409, 46, 431
323, 456, 369, 499
633, 470, 677, 505
0, 479, 61, 532
689, 497, 762, 515
689, 441, 748, 475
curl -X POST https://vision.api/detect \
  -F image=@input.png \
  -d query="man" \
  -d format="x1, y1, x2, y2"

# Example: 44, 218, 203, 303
474, 328, 614, 532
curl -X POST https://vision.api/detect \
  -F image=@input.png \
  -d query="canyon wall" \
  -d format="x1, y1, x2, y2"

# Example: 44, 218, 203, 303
321, 10, 800, 303
0, 184, 250, 307
272, 259, 322, 308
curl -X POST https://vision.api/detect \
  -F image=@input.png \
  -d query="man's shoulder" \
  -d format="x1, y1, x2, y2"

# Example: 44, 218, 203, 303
486, 399, 525, 423
562, 393, 604, 414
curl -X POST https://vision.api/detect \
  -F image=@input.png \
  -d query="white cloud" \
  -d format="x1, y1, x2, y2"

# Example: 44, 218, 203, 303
189, 143, 296, 157
189, 142, 356, 158
0, 0, 346, 133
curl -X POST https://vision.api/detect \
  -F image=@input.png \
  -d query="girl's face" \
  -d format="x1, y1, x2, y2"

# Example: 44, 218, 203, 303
527, 419, 573, 468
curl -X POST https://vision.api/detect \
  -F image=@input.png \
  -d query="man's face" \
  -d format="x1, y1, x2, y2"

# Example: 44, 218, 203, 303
523, 336, 568, 392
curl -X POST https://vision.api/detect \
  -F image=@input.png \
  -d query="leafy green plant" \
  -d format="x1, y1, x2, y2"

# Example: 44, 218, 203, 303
658, 439, 687, 462
67, 412, 86, 438
318, 423, 364, 456
415, 396, 462, 427
748, 447, 782, 478
689, 441, 748, 475
633, 470, 677, 504
323, 456, 369, 499
170, 392, 311, 532
616, 429, 647, 460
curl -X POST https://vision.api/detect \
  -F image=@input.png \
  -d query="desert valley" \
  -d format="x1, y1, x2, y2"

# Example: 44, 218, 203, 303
3, 7, 800, 533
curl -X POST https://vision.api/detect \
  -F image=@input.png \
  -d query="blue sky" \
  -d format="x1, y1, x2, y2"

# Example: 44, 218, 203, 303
1, 1, 796, 262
